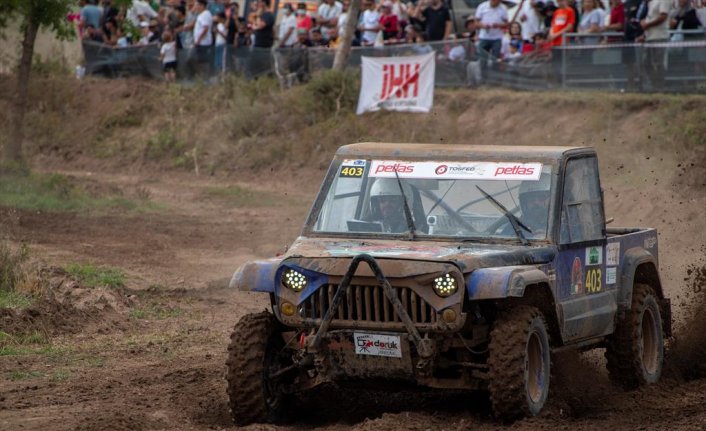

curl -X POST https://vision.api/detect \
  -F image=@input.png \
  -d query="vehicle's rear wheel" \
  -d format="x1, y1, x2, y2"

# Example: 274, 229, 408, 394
488, 305, 551, 420
605, 283, 664, 390
225, 311, 288, 425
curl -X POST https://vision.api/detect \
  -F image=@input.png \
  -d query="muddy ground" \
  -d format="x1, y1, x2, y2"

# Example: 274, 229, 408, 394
1, 84, 706, 430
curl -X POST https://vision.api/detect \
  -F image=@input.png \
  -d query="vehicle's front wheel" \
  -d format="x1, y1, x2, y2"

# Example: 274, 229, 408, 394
225, 311, 288, 425
488, 305, 551, 420
605, 283, 664, 389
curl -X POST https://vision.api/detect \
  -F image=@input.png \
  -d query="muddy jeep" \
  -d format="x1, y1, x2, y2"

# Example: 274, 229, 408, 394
225, 143, 671, 423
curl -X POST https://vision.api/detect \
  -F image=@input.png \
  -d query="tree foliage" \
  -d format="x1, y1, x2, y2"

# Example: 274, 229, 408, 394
0, 0, 77, 39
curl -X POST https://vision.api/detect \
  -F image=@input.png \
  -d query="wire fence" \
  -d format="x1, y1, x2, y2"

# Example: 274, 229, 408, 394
82, 35, 706, 93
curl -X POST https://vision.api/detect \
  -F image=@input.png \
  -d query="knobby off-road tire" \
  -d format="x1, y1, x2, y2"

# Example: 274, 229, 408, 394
605, 283, 664, 390
488, 305, 551, 421
225, 311, 287, 425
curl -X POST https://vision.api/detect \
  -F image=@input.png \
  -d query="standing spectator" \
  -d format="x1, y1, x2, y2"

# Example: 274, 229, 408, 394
462, 16, 479, 41
296, 3, 314, 32
81, 0, 103, 30
519, 0, 545, 44
214, 12, 228, 73
138, 21, 153, 45
208, 0, 226, 16
127, 0, 158, 26
318, 0, 344, 36
102, 18, 119, 45
101, 0, 119, 26
578, 0, 605, 44
279, 4, 298, 47
253, 0, 276, 48
604, 0, 625, 42
226, 2, 239, 46
379, 2, 400, 42
415, 0, 452, 41
623, 0, 647, 89
669, 0, 702, 40
359, 0, 382, 46
83, 24, 104, 42
188, 0, 213, 78
640, 0, 669, 90
161, 30, 178, 82
503, 21, 524, 55
389, 0, 409, 23
475, 0, 508, 62
337, 0, 351, 40
549, 0, 576, 46
310, 27, 328, 46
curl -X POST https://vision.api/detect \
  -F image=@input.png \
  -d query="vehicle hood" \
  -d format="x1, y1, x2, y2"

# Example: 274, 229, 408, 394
284, 236, 556, 274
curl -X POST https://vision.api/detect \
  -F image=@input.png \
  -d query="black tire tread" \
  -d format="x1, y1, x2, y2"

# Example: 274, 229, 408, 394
488, 305, 549, 420
605, 283, 663, 390
225, 311, 278, 425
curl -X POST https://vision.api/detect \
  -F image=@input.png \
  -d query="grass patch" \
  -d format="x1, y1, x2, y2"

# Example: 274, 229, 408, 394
64, 263, 126, 289
7, 370, 43, 381
0, 172, 160, 213
204, 185, 291, 207
0, 344, 68, 357
51, 369, 71, 382
0, 287, 32, 308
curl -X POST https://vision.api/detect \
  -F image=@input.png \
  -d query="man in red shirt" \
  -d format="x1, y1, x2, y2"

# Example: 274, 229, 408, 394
604, 0, 626, 42
549, 0, 576, 46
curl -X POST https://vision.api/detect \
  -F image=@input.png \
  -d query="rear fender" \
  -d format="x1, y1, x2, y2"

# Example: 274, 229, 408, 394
619, 248, 663, 305
466, 266, 549, 300
229, 258, 281, 293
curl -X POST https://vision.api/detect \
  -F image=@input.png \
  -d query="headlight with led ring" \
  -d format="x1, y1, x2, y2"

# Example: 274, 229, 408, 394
433, 273, 457, 297
282, 268, 307, 292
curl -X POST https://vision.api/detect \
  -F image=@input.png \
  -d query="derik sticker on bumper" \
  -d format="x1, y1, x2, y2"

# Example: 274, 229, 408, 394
354, 333, 402, 358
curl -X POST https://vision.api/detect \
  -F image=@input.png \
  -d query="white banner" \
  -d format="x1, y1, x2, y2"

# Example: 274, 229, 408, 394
369, 160, 543, 181
356, 52, 435, 115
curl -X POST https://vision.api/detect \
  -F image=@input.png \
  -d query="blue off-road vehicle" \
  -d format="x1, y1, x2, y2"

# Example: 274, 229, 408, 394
225, 143, 671, 423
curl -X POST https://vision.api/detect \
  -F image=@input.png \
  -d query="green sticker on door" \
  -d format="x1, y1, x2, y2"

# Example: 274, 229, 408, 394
585, 246, 602, 266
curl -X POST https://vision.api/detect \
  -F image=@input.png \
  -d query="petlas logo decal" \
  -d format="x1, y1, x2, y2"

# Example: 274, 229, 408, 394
370, 161, 542, 180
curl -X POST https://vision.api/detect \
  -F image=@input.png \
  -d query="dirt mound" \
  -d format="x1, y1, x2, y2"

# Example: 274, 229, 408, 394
0, 267, 132, 337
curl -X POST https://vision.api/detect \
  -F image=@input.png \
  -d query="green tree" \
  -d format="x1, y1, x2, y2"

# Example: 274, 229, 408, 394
1, 0, 77, 168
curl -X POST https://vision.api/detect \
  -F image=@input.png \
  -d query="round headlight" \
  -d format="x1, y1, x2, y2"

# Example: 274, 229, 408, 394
282, 269, 307, 292
433, 273, 458, 297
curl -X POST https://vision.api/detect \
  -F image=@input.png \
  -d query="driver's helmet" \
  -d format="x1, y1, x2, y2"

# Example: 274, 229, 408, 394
518, 173, 551, 223
369, 178, 412, 220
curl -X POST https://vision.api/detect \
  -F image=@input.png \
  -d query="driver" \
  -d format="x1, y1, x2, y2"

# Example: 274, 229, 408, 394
518, 174, 551, 235
369, 179, 413, 233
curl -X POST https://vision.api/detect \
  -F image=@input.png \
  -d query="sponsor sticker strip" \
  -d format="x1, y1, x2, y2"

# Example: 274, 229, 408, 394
354, 332, 402, 358
369, 161, 543, 181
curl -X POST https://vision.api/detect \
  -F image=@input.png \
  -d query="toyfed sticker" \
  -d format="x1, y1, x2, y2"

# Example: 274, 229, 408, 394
570, 257, 584, 295
606, 242, 620, 266
606, 267, 617, 285
354, 333, 402, 358
585, 246, 603, 266
339, 159, 366, 178
369, 161, 543, 181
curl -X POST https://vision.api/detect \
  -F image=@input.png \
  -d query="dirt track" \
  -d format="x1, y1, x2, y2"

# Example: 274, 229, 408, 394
1, 157, 705, 431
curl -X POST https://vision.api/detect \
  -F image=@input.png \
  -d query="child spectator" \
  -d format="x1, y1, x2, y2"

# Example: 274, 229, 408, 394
214, 12, 228, 73
138, 21, 153, 45
505, 39, 522, 64
160, 30, 177, 82
549, 0, 575, 46
310, 27, 328, 46
294, 28, 313, 47
83, 24, 104, 42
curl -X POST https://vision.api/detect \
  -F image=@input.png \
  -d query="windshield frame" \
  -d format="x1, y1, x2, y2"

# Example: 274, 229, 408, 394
302, 156, 560, 244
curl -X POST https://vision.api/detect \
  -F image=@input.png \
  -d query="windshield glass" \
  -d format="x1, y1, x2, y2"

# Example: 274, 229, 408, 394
311, 159, 554, 241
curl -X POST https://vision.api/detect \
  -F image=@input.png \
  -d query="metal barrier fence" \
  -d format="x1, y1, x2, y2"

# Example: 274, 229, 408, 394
82, 37, 706, 93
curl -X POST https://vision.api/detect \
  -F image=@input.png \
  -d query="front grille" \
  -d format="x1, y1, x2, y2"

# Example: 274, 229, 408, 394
299, 284, 436, 324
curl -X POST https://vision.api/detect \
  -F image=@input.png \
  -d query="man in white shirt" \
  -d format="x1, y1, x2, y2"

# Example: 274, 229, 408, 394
127, 0, 158, 26
475, 0, 508, 65
188, 0, 213, 79
279, 3, 298, 47
519, 0, 543, 42
318, 0, 344, 36
358, 0, 381, 46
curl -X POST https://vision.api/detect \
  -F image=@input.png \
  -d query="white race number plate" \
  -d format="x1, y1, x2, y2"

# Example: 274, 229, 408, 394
353, 332, 402, 358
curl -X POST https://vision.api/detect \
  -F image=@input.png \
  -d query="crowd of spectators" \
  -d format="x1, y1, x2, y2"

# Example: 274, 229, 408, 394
75, 0, 706, 81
